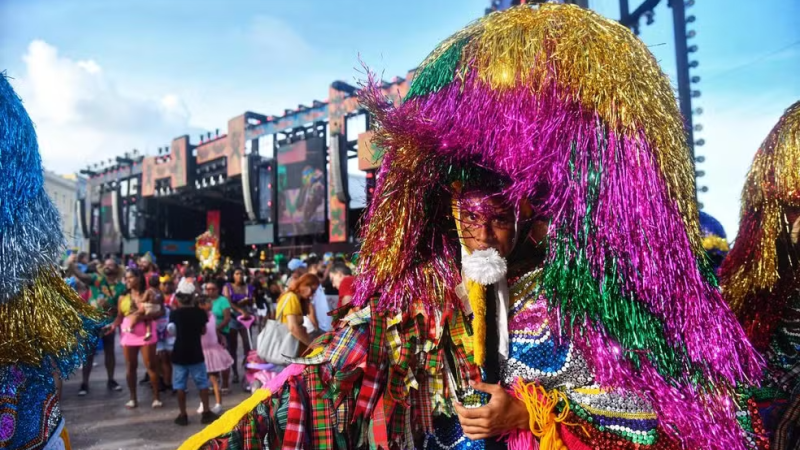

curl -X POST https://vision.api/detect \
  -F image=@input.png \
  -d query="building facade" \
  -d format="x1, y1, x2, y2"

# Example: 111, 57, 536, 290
44, 171, 85, 252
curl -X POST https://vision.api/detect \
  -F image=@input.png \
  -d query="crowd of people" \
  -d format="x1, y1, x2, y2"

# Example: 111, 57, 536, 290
64, 251, 356, 425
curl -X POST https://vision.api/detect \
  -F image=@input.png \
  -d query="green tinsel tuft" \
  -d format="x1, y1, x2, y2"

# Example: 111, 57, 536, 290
696, 254, 719, 287
543, 233, 687, 380
542, 141, 700, 382
406, 40, 468, 100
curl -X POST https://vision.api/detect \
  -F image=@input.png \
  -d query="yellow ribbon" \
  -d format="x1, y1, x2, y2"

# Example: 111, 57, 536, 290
513, 381, 576, 450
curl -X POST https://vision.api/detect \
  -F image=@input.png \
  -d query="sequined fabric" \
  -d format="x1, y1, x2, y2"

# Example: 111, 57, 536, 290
0, 365, 64, 450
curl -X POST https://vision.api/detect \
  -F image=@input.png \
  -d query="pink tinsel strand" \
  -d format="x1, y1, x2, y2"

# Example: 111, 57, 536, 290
573, 324, 752, 450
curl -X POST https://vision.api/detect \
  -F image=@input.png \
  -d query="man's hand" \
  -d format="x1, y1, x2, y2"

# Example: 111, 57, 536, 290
453, 381, 530, 441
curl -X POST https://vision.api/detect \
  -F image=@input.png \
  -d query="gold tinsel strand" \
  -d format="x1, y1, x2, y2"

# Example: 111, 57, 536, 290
0, 267, 105, 366
723, 101, 800, 313
465, 5, 700, 255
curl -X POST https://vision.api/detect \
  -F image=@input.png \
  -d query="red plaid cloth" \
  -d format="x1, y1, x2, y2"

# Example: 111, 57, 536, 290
354, 303, 388, 420
281, 379, 307, 450
372, 397, 390, 449
307, 367, 335, 450
412, 371, 434, 434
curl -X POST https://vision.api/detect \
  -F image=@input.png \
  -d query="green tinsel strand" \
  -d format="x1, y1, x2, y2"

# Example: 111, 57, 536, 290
543, 140, 695, 381
697, 254, 719, 287
543, 233, 686, 380
406, 40, 467, 100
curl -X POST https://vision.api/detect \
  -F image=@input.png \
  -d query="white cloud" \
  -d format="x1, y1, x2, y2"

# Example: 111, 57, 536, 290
10, 40, 198, 174
248, 15, 315, 64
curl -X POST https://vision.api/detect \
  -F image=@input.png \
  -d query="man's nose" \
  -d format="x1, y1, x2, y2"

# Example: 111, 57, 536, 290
473, 223, 494, 242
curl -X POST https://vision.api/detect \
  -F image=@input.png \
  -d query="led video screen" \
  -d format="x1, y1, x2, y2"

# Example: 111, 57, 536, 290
276, 137, 326, 237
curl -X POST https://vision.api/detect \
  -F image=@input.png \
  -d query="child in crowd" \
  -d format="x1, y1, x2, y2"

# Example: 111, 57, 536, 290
168, 288, 218, 426
197, 295, 233, 414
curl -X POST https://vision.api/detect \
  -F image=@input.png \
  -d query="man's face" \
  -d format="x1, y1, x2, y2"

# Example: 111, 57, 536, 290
204, 284, 219, 297
459, 193, 516, 258
331, 272, 344, 289
161, 281, 174, 294
138, 257, 151, 271
103, 259, 119, 276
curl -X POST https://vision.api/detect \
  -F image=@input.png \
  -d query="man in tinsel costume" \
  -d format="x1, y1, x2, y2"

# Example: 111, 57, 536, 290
700, 211, 730, 273
183, 5, 767, 450
0, 75, 105, 448
720, 102, 800, 449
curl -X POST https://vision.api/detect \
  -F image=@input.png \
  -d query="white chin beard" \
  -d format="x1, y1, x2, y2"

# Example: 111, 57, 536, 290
462, 248, 508, 286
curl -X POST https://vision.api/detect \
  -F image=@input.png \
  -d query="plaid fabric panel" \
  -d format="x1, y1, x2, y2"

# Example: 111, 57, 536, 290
354, 301, 388, 420
306, 367, 335, 450
451, 341, 481, 388
325, 324, 370, 371
281, 379, 308, 450
412, 371, 434, 434
371, 396, 390, 449
387, 338, 414, 405
201, 398, 273, 450
386, 326, 403, 364
388, 403, 408, 446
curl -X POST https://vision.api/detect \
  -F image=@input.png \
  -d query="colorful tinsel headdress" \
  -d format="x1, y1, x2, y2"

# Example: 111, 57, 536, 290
0, 75, 104, 447
699, 210, 730, 271
354, 4, 762, 449
721, 101, 800, 348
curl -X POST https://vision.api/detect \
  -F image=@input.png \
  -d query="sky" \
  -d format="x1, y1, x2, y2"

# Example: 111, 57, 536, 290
1, 0, 799, 238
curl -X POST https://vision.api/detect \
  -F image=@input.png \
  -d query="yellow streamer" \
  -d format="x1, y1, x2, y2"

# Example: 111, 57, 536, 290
513, 381, 575, 450
466, 279, 487, 366
179, 388, 272, 450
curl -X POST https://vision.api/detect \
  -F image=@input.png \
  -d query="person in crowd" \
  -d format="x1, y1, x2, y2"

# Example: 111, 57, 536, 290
251, 271, 271, 330
138, 252, 159, 286
274, 273, 319, 356
168, 288, 218, 426
285, 258, 306, 289
69, 256, 125, 396
161, 274, 176, 308
305, 256, 332, 334
197, 295, 234, 415
152, 274, 175, 392
329, 262, 354, 308
75, 251, 90, 273
137, 272, 167, 387
204, 281, 233, 392
109, 267, 164, 409
222, 268, 254, 383
719, 101, 800, 448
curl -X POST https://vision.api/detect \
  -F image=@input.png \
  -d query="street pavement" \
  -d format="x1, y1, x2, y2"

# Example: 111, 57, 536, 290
61, 346, 251, 450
